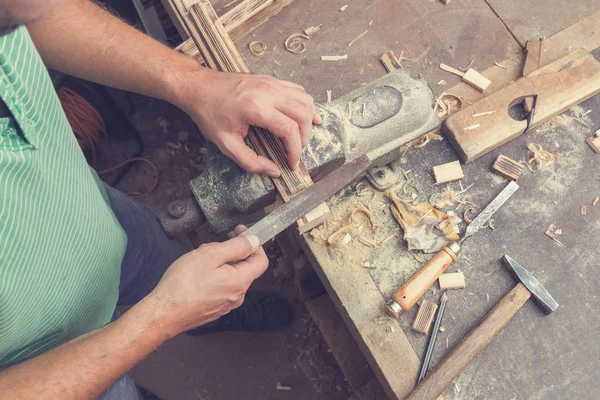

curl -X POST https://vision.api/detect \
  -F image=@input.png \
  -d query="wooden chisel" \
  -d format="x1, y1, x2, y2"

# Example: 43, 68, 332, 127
385, 181, 519, 319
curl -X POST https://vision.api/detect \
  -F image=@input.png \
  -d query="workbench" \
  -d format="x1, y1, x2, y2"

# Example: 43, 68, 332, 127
167, 1, 600, 398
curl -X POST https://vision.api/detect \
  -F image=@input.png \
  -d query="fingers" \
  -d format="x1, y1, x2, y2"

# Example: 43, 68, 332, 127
278, 80, 322, 127
221, 136, 281, 177
246, 108, 302, 170
275, 98, 314, 148
201, 234, 261, 266
233, 249, 269, 282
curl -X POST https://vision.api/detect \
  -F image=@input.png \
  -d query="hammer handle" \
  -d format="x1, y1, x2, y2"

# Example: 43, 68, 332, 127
391, 246, 457, 313
406, 283, 532, 400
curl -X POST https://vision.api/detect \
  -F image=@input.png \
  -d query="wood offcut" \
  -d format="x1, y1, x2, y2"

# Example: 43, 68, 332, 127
492, 155, 525, 181
586, 131, 600, 153
412, 300, 438, 334
440, 63, 491, 92
438, 271, 466, 290
380, 50, 401, 72
433, 160, 464, 184
444, 50, 600, 163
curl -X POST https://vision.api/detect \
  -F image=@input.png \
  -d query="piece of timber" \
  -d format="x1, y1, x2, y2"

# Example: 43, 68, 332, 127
522, 39, 543, 113
587, 133, 600, 153
443, 49, 600, 163
412, 300, 438, 334
492, 154, 525, 181
172, 0, 295, 59
432, 160, 464, 184
177, 0, 330, 229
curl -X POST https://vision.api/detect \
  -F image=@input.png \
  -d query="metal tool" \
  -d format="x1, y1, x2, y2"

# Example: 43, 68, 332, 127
418, 292, 448, 383
385, 180, 519, 319
159, 70, 440, 238
405, 256, 558, 400
240, 154, 372, 244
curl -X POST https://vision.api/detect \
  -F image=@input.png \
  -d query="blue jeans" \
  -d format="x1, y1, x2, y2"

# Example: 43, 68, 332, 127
98, 185, 188, 400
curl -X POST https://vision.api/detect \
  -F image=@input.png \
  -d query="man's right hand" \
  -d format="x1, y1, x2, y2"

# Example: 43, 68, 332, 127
149, 226, 268, 336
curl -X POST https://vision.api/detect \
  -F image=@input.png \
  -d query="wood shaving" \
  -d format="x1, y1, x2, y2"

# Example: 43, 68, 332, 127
437, 80, 447, 86
459, 60, 474, 71
340, 4, 348, 11
593, 197, 599, 206
527, 143, 558, 171
303, 24, 322, 36
464, 124, 480, 131
285, 33, 309, 54
412, 132, 443, 149
471, 111, 495, 118
434, 93, 463, 119
249, 41, 266, 56
327, 224, 353, 248
430, 183, 473, 209
545, 225, 566, 248
358, 235, 377, 247
348, 30, 368, 47
276, 382, 292, 391
463, 207, 477, 224
326, 90, 332, 103
321, 55, 348, 61
494, 62, 507, 69
351, 206, 377, 231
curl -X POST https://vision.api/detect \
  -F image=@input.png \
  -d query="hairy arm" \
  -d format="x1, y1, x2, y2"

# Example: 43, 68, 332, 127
28, 0, 321, 174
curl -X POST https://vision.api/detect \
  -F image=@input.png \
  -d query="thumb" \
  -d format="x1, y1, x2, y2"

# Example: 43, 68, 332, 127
209, 234, 261, 265
221, 135, 281, 178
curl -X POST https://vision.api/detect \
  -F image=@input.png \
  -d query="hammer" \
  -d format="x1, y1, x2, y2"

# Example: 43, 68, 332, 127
406, 255, 558, 400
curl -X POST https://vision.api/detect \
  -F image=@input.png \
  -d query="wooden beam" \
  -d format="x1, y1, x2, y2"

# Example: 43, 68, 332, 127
174, 0, 329, 228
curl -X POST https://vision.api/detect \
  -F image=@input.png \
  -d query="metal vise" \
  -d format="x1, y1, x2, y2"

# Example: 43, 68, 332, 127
160, 70, 440, 237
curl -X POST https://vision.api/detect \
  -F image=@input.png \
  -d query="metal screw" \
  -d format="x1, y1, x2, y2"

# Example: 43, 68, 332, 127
168, 200, 187, 219
377, 169, 387, 178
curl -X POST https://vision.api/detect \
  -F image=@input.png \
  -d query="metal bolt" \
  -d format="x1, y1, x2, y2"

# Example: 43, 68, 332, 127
168, 200, 187, 219
377, 169, 387, 178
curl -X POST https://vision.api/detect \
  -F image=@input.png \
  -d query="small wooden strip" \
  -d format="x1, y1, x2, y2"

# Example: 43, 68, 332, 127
581, 205, 587, 215
439, 63, 465, 77
492, 155, 525, 181
462, 68, 491, 92
432, 160, 464, 184
412, 300, 438, 334
438, 271, 466, 290
380, 50, 401, 72
586, 134, 600, 153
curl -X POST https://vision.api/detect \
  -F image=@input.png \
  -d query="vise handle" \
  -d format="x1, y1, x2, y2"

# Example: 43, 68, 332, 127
385, 245, 458, 319
406, 283, 531, 400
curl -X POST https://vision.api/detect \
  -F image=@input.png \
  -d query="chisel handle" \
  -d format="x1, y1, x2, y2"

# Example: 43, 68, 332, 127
385, 245, 458, 319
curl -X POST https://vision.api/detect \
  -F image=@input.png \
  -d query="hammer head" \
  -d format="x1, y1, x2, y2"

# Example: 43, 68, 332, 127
502, 255, 559, 315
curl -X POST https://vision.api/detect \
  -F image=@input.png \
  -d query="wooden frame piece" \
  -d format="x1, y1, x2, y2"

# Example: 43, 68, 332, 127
412, 300, 438, 334
432, 160, 464, 184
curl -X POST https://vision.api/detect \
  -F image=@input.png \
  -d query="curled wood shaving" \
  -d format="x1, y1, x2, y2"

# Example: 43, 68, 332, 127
459, 60, 474, 71
358, 235, 377, 247
527, 143, 558, 171
494, 62, 507, 69
351, 207, 377, 231
285, 33, 309, 54
411, 132, 443, 149
463, 207, 477, 224
327, 224, 353, 248
434, 93, 463, 119
249, 41, 266, 56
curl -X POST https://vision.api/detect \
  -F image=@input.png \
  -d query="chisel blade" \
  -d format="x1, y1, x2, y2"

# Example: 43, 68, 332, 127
241, 155, 372, 244
463, 181, 519, 241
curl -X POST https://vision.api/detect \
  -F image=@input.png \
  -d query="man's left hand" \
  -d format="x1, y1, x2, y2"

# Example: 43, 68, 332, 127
174, 69, 322, 178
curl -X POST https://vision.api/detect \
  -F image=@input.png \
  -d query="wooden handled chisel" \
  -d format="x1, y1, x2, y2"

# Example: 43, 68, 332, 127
385, 181, 519, 319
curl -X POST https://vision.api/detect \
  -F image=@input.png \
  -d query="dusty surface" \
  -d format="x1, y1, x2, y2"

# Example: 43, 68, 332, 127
104, 0, 600, 399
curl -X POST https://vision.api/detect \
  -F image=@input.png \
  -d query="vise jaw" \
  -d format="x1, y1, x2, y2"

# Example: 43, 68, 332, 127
190, 69, 440, 234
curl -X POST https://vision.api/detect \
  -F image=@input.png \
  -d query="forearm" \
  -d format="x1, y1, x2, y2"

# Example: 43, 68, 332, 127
27, 0, 197, 106
0, 295, 174, 400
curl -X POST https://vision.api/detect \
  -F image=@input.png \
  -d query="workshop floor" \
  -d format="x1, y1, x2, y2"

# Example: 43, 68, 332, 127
107, 0, 600, 399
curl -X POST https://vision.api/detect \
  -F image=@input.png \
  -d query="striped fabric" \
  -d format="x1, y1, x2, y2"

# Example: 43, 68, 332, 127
0, 27, 127, 368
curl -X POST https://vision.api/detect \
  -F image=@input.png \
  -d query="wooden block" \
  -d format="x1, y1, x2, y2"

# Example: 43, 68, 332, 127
380, 51, 401, 72
492, 154, 525, 181
443, 50, 600, 163
438, 271, 466, 290
432, 160, 464, 184
581, 205, 587, 215
412, 300, 438, 334
462, 68, 491, 92
586, 134, 600, 153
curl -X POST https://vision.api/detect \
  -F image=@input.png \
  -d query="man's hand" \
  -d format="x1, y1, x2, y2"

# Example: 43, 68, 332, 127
175, 69, 322, 177
149, 226, 268, 336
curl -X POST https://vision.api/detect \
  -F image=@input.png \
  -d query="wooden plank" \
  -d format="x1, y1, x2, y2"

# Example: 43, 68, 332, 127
432, 160, 464, 184
461, 68, 491, 92
438, 271, 466, 290
176, 0, 329, 228
586, 133, 600, 153
523, 39, 543, 76
380, 51, 401, 73
412, 300, 438, 334
301, 238, 422, 400
492, 155, 525, 181
443, 49, 600, 163
305, 294, 373, 392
